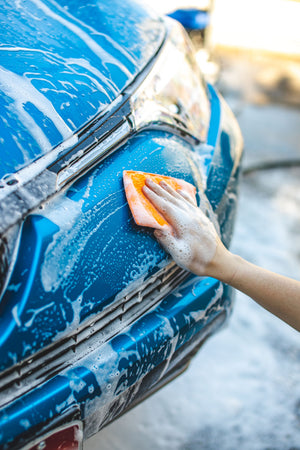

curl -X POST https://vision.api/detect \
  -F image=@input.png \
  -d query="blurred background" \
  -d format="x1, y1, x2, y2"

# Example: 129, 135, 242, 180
87, 1, 300, 448
149, 0, 300, 54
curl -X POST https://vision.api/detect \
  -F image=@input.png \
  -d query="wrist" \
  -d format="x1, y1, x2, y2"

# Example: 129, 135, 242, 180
206, 243, 239, 284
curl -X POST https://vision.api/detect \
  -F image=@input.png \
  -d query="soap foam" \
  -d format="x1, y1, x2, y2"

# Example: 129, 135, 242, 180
154, 196, 218, 276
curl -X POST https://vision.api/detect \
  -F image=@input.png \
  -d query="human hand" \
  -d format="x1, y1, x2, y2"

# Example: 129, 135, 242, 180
143, 179, 300, 332
142, 178, 233, 279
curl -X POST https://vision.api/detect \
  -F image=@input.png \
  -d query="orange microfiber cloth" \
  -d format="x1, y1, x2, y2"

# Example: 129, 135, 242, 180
123, 170, 196, 229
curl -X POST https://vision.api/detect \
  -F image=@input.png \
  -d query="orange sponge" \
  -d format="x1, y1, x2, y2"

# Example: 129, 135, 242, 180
123, 170, 196, 229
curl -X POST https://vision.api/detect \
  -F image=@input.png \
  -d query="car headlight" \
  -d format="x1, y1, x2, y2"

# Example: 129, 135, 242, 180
130, 19, 210, 143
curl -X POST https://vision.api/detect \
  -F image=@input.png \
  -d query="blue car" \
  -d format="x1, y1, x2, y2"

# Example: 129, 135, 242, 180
0, 0, 243, 448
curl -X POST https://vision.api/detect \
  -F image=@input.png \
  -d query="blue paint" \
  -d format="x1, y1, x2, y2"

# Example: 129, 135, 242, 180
0, 131, 206, 371
0, 275, 230, 446
207, 84, 222, 147
0, 216, 59, 348
168, 8, 210, 31
0, 0, 243, 447
0, 0, 164, 178
0, 367, 101, 445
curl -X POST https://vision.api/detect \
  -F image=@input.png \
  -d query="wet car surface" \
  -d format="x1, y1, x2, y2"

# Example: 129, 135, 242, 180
0, 0, 242, 448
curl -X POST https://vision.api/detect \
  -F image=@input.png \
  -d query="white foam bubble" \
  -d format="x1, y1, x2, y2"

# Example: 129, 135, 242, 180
156, 201, 218, 276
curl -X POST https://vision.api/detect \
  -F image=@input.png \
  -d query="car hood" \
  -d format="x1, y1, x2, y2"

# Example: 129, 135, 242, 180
0, 0, 165, 179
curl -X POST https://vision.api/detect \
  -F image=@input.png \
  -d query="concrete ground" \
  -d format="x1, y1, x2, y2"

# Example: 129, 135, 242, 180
86, 50, 300, 450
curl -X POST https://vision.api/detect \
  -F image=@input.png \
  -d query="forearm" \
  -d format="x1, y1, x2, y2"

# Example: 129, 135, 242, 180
213, 252, 300, 332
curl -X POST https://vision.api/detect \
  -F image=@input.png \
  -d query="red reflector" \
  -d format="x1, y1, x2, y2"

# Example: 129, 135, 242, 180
26, 422, 83, 450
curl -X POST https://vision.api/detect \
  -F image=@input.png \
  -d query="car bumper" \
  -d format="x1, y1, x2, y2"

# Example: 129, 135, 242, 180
0, 276, 233, 447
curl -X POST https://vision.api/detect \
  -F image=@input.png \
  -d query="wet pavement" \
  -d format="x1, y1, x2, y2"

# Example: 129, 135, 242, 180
86, 50, 300, 449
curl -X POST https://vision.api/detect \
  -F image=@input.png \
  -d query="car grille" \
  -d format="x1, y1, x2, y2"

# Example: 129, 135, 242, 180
0, 262, 190, 407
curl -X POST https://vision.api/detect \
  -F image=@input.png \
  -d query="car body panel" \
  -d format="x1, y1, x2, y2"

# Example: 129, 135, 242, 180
0, 0, 164, 178
0, 1, 243, 448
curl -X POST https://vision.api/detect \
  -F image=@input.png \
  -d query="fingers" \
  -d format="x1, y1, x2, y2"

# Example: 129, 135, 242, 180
143, 177, 200, 231
142, 178, 177, 210
142, 182, 170, 214
142, 184, 180, 229
157, 180, 189, 204
144, 178, 184, 206
144, 178, 195, 212
177, 189, 197, 206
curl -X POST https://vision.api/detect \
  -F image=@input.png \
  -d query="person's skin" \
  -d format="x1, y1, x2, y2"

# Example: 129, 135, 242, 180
142, 178, 300, 332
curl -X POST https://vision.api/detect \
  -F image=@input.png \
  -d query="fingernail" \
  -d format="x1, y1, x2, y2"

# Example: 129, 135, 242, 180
145, 178, 154, 186
159, 180, 168, 188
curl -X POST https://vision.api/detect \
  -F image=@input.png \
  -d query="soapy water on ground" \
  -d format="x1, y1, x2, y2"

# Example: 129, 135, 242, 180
86, 167, 300, 450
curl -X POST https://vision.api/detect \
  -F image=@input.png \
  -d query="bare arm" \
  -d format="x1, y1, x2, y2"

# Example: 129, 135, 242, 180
211, 251, 300, 332
143, 178, 300, 332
